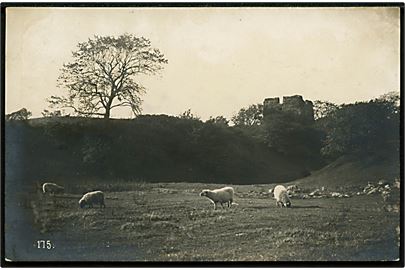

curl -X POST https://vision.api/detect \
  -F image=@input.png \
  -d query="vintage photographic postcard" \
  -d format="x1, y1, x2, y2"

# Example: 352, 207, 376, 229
1, 3, 403, 266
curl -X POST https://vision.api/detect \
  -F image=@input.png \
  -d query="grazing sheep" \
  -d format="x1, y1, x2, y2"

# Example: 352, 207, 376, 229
273, 185, 291, 208
42, 182, 64, 195
200, 187, 234, 210
79, 191, 105, 209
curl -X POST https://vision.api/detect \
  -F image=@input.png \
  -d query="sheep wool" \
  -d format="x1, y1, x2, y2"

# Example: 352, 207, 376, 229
42, 182, 64, 194
200, 187, 234, 210
273, 185, 291, 208
79, 191, 106, 209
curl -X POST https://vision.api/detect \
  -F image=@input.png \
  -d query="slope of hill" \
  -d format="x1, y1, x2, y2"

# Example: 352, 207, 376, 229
292, 154, 400, 189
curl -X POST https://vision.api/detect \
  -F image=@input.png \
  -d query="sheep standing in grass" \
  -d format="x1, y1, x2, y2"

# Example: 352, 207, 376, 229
42, 182, 64, 195
79, 191, 105, 209
273, 185, 291, 208
200, 187, 234, 210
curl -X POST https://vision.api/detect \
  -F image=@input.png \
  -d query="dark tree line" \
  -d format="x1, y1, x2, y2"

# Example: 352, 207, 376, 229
315, 92, 400, 161
5, 115, 307, 184
232, 91, 399, 165
6, 91, 399, 184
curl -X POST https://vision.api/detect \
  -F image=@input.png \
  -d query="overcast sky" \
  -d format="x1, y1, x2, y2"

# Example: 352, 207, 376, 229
6, 7, 400, 120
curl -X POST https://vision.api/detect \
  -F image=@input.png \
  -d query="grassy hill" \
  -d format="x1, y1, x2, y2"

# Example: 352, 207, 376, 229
291, 154, 400, 189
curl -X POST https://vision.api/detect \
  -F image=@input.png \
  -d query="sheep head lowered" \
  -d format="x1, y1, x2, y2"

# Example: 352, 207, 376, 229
200, 187, 234, 210
274, 185, 291, 208
199, 189, 211, 197
281, 195, 291, 207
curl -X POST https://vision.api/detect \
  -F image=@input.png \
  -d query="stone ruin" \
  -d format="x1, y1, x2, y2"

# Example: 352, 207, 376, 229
263, 95, 314, 123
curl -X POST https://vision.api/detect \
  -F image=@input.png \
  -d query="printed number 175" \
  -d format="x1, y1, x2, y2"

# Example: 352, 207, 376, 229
36, 240, 54, 249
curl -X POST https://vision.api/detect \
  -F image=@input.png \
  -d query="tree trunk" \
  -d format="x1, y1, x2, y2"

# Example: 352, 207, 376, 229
104, 108, 111, 119
104, 88, 115, 119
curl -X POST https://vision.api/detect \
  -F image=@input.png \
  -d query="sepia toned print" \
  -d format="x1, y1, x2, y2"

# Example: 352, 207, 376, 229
3, 5, 401, 263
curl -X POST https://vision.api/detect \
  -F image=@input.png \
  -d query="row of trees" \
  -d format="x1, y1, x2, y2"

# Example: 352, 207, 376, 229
229, 91, 399, 165
316, 92, 399, 161
6, 90, 399, 184
8, 90, 400, 163
6, 115, 309, 183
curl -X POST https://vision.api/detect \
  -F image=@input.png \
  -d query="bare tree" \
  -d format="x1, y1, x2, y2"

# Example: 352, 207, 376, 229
49, 34, 168, 119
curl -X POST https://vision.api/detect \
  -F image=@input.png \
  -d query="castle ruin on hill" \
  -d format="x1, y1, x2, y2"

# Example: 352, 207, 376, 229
263, 95, 314, 123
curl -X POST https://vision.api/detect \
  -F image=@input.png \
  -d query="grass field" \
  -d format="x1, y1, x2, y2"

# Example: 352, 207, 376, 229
5, 181, 400, 262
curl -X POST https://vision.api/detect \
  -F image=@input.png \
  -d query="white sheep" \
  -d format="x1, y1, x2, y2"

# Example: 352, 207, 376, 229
79, 191, 105, 209
200, 187, 234, 210
42, 182, 64, 195
273, 185, 291, 208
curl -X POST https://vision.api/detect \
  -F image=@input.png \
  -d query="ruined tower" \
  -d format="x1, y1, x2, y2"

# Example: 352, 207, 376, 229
263, 95, 314, 123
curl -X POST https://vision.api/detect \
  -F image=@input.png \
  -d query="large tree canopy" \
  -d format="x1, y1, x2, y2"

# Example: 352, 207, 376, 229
317, 91, 400, 160
49, 34, 168, 118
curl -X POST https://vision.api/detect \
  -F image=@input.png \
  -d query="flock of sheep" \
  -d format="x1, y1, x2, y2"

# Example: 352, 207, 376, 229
42, 183, 105, 209
41, 182, 293, 210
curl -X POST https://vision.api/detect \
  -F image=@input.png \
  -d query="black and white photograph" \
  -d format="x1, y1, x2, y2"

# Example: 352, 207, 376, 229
2, 3, 403, 264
